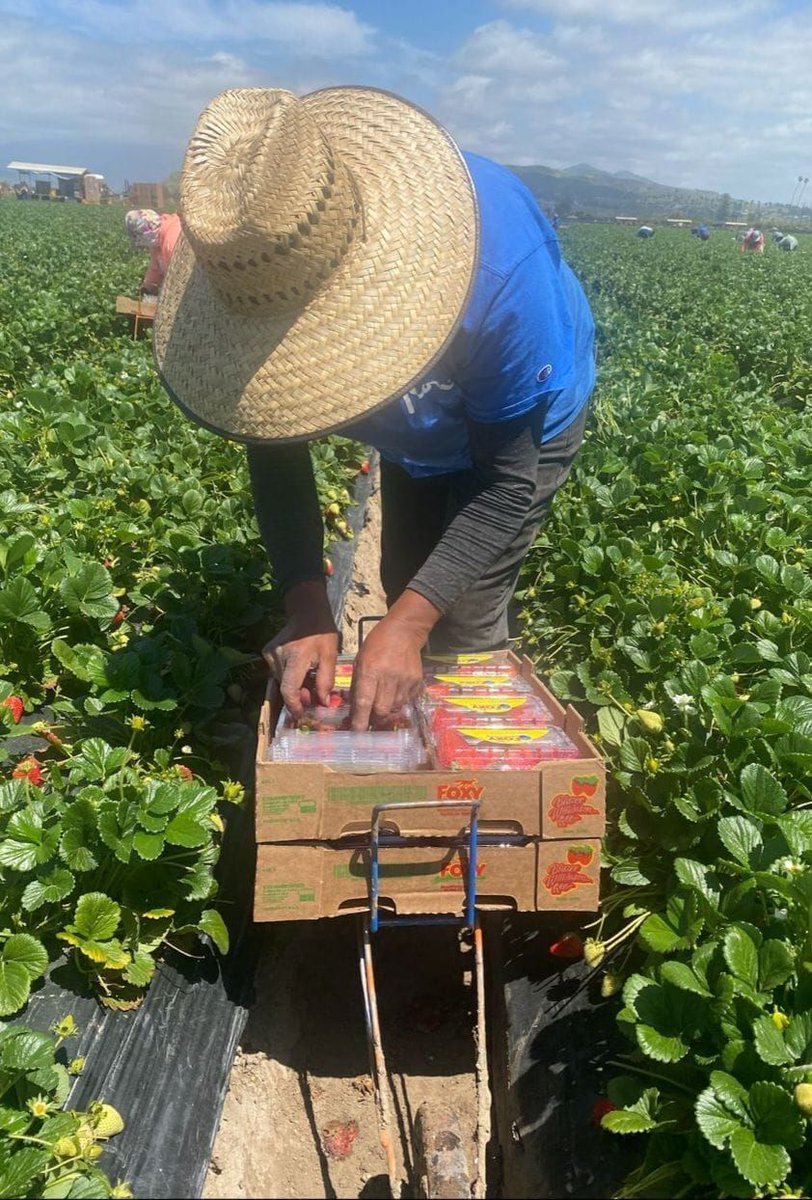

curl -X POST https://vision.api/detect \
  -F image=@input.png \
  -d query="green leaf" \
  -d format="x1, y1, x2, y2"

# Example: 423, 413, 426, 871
132, 830, 165, 860
636, 1024, 689, 1062
709, 1071, 749, 1119
695, 1086, 744, 1149
0, 576, 51, 632
581, 545, 605, 574
72, 892, 121, 941
748, 1080, 805, 1150
620, 736, 650, 773
164, 810, 209, 848
729, 1128, 790, 1188
758, 939, 794, 991
601, 1107, 657, 1134
22, 868, 75, 912
752, 1016, 793, 1066
597, 705, 627, 748
776, 810, 812, 856
3, 934, 48, 979
674, 858, 716, 900
59, 562, 119, 620
0, 961, 31, 1017
52, 640, 109, 686
123, 948, 156, 987
198, 909, 229, 955
717, 816, 762, 867
59, 932, 130, 969
784, 1012, 812, 1060
0, 1145, 50, 1199
723, 926, 759, 989
739, 763, 788, 816
689, 630, 719, 659
0, 1028, 54, 1070
660, 961, 711, 997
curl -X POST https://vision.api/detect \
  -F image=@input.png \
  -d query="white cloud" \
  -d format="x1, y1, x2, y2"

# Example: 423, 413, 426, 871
500, 0, 770, 32
52, 0, 376, 58
454, 20, 563, 77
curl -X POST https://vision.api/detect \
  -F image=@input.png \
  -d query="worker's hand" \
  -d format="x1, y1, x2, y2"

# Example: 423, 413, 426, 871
262, 581, 338, 721
351, 591, 440, 730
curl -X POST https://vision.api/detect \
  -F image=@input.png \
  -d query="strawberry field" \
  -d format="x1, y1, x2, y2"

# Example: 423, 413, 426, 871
520, 226, 811, 1198
0, 202, 809, 1199
0, 200, 364, 1198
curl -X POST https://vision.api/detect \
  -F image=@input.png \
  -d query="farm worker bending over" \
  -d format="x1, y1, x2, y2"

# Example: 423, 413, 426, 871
741, 227, 765, 253
637, 225, 654, 239
153, 87, 596, 729
124, 209, 182, 295
777, 234, 798, 251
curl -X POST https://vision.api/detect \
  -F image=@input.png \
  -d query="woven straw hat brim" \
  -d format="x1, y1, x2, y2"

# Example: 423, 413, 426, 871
153, 87, 479, 443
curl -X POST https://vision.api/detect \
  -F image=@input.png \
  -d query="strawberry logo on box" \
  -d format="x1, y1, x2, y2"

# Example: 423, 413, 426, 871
542, 846, 595, 896
548, 792, 600, 829
572, 774, 599, 798
567, 844, 594, 866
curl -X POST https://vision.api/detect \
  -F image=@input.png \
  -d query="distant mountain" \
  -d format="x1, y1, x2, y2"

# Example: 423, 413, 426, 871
506, 162, 811, 225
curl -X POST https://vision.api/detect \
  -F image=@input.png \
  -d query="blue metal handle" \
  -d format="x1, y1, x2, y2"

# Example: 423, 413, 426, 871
368, 799, 480, 933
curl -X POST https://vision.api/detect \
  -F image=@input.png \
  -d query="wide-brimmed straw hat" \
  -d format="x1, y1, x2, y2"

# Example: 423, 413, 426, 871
154, 86, 479, 443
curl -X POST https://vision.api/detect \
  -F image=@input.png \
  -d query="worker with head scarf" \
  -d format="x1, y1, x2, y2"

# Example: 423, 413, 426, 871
124, 208, 182, 295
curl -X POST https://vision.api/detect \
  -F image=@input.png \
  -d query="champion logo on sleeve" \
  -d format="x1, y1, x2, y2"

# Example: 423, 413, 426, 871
537, 363, 553, 383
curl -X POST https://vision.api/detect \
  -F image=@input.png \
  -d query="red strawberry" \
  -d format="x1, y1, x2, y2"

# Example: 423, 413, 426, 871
111, 604, 129, 627
549, 932, 584, 959
591, 1098, 617, 1126
323, 557, 334, 577
320, 1119, 359, 1160
176, 765, 193, 781
2, 695, 24, 724
567, 845, 594, 866
360, 460, 370, 475
13, 756, 44, 786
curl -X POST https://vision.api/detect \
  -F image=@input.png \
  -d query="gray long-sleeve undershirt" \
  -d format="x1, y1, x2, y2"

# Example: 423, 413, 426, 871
247, 406, 543, 615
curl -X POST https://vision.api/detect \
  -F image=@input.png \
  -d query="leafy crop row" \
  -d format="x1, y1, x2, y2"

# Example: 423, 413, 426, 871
523, 228, 811, 1198
0, 201, 364, 1195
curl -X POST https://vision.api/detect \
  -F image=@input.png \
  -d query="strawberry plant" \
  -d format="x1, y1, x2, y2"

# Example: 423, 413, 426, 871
0, 1014, 130, 1198
0, 202, 364, 1013
520, 226, 811, 1197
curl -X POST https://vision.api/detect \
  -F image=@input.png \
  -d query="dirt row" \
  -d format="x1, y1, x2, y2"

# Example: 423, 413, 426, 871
204, 472, 482, 1199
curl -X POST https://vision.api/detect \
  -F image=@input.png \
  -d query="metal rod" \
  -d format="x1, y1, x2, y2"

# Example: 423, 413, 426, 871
473, 916, 491, 1200
358, 916, 400, 1195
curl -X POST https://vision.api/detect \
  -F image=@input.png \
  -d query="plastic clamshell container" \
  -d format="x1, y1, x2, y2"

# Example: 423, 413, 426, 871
269, 704, 425, 772
432, 723, 582, 770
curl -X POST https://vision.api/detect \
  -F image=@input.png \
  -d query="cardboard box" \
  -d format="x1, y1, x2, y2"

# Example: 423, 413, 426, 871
254, 838, 601, 922
255, 655, 605, 843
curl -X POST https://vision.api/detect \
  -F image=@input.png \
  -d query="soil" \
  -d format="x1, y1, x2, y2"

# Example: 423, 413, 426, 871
204, 474, 483, 1200
340, 465, 387, 654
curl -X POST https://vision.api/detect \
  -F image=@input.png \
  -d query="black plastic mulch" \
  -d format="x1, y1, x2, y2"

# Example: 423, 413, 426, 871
486, 911, 637, 1199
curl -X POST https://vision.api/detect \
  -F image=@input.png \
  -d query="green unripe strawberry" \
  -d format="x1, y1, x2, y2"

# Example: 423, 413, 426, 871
584, 938, 606, 968
636, 709, 664, 733
601, 970, 623, 997
90, 1102, 125, 1138
795, 1083, 812, 1116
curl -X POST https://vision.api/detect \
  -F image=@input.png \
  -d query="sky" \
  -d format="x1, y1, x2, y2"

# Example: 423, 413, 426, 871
0, 0, 810, 204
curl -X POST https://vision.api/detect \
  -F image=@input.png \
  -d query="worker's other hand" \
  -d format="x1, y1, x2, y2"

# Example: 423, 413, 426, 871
351, 608, 428, 731
262, 581, 338, 720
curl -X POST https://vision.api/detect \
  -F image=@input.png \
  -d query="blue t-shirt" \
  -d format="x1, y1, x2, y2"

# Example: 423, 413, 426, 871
349, 151, 596, 477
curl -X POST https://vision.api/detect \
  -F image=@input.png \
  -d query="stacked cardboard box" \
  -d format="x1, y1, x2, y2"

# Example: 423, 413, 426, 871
254, 653, 604, 922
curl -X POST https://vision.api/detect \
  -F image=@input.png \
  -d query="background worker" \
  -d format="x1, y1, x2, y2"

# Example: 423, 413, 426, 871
153, 87, 596, 730
124, 208, 182, 295
637, 225, 655, 238
741, 227, 765, 252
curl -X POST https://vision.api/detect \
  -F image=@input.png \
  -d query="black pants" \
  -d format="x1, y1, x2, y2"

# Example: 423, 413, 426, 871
379, 403, 589, 652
